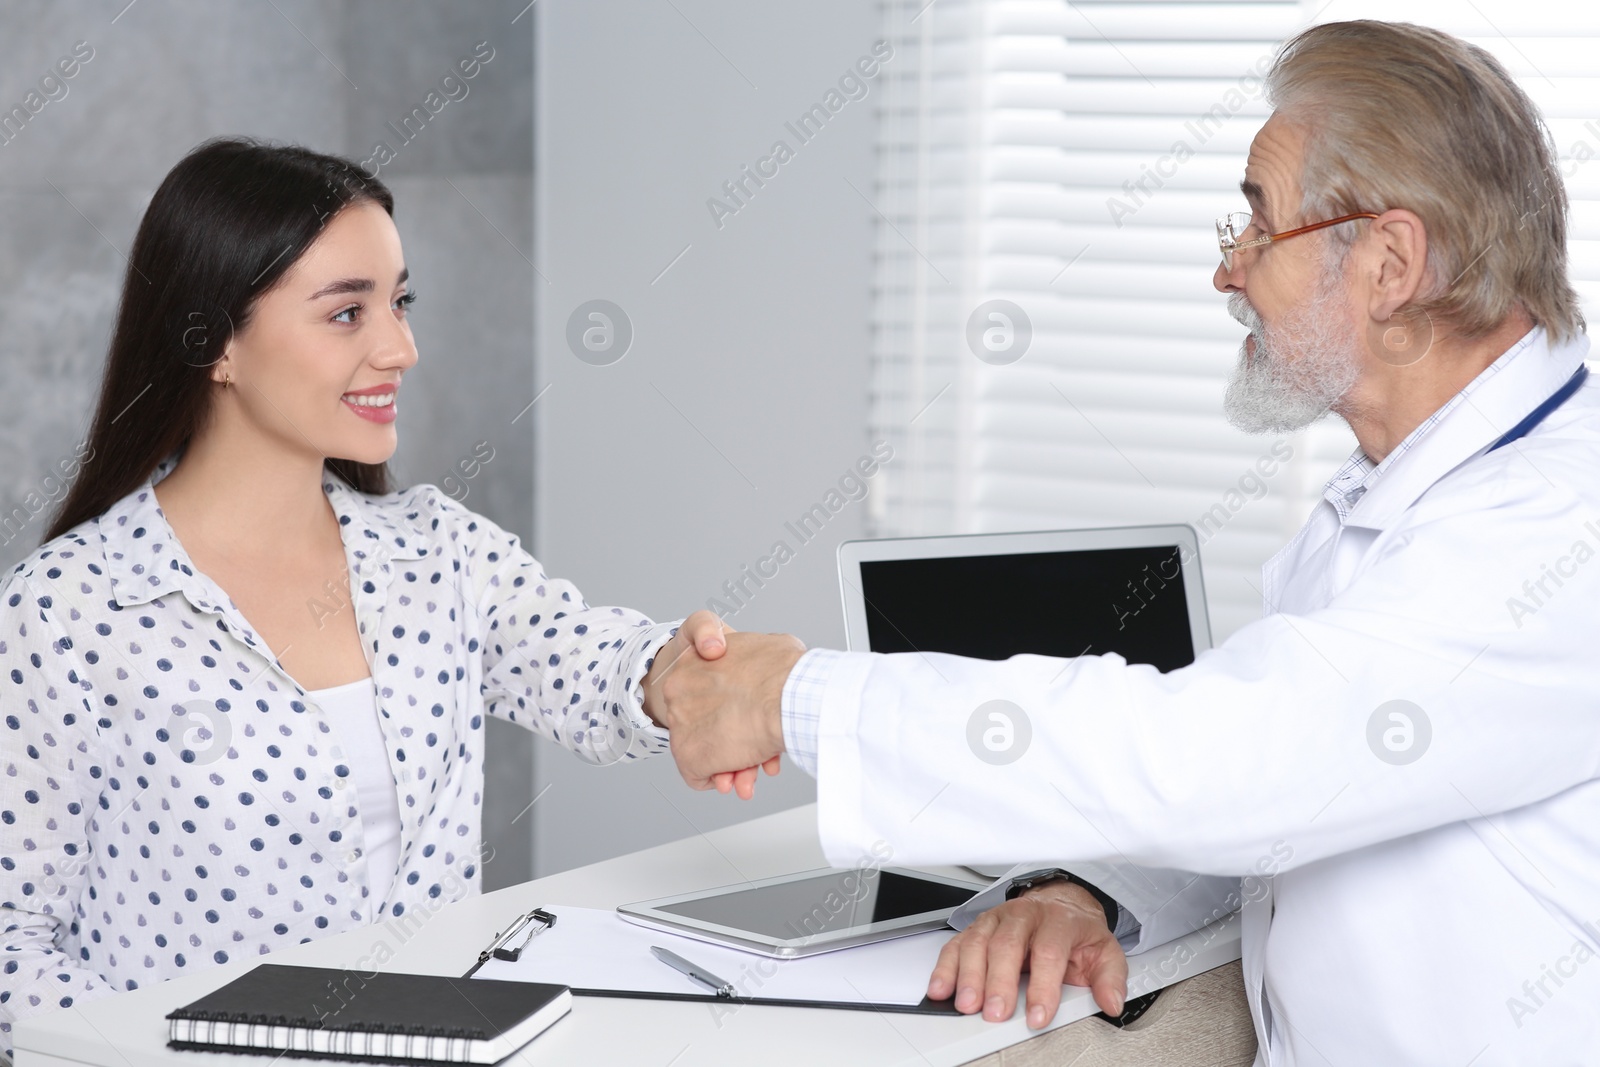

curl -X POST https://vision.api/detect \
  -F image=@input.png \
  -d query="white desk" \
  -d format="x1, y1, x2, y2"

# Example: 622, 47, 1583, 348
14, 805, 1240, 1067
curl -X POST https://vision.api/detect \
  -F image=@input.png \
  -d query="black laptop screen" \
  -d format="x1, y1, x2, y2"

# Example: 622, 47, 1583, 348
857, 545, 1195, 673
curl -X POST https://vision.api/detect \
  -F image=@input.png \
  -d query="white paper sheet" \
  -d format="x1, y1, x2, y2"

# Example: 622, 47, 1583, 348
469, 906, 953, 1007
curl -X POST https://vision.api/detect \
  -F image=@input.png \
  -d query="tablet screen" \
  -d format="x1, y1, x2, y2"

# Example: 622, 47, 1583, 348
653, 870, 976, 940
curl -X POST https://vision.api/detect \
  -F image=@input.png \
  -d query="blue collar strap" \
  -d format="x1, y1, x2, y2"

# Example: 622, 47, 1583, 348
1486, 364, 1589, 453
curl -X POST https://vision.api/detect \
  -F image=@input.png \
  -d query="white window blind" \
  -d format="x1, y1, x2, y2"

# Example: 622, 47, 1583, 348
867, 0, 1600, 641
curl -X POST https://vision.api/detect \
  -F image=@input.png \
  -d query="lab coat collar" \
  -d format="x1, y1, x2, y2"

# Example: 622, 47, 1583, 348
1338, 325, 1589, 532
101, 451, 433, 612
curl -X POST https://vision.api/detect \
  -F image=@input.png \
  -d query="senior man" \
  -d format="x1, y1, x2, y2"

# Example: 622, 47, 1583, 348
655, 20, 1600, 1066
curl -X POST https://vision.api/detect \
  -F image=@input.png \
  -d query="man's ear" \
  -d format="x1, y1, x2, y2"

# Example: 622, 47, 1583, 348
1364, 208, 1427, 323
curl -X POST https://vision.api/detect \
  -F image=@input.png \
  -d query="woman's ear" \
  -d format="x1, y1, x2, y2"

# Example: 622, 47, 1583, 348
208, 334, 236, 387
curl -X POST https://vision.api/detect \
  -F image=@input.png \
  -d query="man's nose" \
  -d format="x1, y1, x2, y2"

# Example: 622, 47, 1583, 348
1214, 260, 1241, 294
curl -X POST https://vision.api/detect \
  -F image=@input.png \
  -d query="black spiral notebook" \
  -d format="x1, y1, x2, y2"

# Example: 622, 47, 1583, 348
165, 964, 571, 1065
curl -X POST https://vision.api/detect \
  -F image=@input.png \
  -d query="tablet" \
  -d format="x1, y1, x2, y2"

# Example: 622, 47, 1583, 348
617, 867, 989, 958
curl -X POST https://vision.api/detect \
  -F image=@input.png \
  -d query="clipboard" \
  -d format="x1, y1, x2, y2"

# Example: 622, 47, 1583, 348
460, 905, 965, 1017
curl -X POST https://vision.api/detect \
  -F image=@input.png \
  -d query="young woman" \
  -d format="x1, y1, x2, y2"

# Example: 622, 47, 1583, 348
0, 138, 774, 1049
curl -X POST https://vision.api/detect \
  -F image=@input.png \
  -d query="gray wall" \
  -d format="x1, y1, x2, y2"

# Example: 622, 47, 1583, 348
532, 0, 880, 875
0, 0, 538, 890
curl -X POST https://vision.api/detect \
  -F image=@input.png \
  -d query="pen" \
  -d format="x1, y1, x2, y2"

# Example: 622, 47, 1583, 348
651, 945, 738, 999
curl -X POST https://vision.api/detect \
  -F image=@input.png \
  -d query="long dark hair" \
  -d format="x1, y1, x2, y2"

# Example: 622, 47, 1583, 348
45, 137, 397, 543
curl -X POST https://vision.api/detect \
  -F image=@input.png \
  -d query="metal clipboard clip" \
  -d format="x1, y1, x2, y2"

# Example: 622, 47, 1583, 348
477, 907, 558, 965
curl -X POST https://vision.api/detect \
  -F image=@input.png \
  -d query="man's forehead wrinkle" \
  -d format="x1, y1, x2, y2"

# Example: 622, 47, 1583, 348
1245, 121, 1305, 223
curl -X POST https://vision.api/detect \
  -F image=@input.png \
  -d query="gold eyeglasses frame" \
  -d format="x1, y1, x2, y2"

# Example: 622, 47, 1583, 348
1216, 210, 1380, 270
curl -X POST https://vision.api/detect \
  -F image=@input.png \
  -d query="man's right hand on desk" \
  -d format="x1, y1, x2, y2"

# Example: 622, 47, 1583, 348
928, 880, 1129, 1029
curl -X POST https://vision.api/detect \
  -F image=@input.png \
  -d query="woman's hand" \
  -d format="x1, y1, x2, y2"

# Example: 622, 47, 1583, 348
716, 753, 783, 799
643, 610, 781, 800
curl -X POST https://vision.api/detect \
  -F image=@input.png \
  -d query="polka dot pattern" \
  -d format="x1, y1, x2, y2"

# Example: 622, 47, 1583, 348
0, 457, 673, 1053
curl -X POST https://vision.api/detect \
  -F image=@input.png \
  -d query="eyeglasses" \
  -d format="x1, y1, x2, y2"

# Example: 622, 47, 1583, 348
1216, 210, 1379, 271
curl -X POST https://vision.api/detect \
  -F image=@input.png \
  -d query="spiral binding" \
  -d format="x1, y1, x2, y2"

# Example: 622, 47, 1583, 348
169, 1008, 489, 1062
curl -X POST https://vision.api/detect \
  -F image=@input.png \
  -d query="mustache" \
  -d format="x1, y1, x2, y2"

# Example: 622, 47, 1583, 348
1228, 292, 1261, 332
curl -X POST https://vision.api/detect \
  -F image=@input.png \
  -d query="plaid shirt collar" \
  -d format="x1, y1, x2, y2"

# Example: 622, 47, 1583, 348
1320, 325, 1583, 527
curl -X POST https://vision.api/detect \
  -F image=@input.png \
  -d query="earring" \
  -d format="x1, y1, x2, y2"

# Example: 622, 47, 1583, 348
223, 370, 232, 388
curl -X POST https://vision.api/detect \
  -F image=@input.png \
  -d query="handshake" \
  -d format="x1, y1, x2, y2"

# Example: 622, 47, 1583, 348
639, 610, 809, 799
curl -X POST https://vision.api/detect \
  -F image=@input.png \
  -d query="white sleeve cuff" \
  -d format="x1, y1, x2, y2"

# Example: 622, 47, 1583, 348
622, 621, 679, 749
947, 864, 1142, 949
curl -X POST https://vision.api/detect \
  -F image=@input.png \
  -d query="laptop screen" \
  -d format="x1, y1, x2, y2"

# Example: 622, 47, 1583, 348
858, 545, 1195, 673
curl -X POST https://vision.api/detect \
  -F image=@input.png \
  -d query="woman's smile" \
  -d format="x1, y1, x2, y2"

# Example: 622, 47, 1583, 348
342, 383, 398, 423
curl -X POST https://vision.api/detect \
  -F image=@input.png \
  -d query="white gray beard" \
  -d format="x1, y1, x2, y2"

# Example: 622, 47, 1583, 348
1222, 281, 1362, 435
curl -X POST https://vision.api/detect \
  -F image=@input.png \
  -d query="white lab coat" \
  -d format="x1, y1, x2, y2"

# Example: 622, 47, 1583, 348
809, 328, 1600, 1064
948, 860, 1243, 957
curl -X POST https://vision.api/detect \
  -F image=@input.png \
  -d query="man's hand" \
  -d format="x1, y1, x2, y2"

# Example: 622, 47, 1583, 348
928, 880, 1129, 1029
640, 612, 782, 799
652, 630, 805, 791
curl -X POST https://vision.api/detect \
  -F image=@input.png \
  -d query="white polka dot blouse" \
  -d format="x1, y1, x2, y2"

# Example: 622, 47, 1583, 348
0, 456, 675, 1053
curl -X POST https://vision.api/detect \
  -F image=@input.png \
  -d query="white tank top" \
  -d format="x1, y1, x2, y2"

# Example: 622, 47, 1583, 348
305, 677, 402, 915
